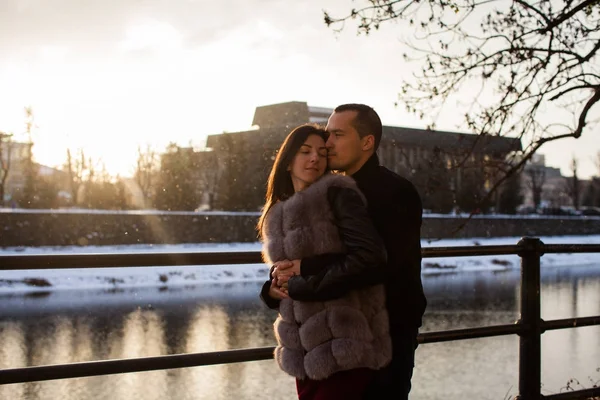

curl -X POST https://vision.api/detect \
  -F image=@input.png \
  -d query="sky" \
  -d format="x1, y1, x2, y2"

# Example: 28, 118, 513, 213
1, 234, 599, 293
0, 0, 598, 178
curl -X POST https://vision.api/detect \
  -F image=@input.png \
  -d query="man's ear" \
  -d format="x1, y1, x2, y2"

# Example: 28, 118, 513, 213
361, 135, 375, 151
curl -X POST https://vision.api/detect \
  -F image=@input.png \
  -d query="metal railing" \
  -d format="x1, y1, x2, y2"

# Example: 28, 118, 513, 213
1, 236, 599, 400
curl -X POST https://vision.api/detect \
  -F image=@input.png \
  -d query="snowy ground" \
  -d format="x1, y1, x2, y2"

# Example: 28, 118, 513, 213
0, 235, 599, 293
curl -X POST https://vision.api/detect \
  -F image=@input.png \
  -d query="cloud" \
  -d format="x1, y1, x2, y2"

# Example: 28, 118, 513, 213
0, 0, 129, 52
118, 19, 183, 53
0, 0, 292, 56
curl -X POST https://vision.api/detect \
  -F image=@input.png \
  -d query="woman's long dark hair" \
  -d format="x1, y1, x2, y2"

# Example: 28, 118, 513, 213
256, 124, 328, 239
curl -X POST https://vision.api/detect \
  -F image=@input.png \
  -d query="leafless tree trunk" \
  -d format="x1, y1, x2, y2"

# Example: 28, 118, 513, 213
564, 156, 581, 210
65, 148, 88, 205
20, 106, 39, 208
198, 151, 221, 210
0, 132, 13, 206
134, 144, 159, 206
526, 166, 546, 210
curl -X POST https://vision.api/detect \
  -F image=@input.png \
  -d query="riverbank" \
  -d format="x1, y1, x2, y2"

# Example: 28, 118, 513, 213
1, 235, 599, 293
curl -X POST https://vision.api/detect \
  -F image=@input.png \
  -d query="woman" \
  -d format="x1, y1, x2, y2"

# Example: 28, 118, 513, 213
258, 124, 392, 400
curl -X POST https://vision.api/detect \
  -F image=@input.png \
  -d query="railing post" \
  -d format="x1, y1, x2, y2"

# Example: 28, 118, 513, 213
516, 237, 544, 400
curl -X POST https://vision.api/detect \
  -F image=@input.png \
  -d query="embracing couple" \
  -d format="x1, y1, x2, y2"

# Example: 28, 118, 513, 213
258, 104, 427, 400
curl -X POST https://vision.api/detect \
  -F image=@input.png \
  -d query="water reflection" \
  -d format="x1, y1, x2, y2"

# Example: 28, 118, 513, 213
0, 322, 26, 400
182, 306, 230, 399
0, 265, 599, 400
414, 336, 519, 400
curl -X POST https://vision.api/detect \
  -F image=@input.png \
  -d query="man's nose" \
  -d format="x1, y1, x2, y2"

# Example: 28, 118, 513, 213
325, 136, 333, 149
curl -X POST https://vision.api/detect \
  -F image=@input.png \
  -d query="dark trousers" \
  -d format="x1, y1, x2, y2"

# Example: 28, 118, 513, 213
364, 329, 419, 400
296, 368, 375, 400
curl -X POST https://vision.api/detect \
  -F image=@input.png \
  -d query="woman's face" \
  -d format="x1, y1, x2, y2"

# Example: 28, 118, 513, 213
289, 134, 327, 192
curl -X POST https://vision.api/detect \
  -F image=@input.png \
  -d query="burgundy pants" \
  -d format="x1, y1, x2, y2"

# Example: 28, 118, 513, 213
296, 368, 375, 400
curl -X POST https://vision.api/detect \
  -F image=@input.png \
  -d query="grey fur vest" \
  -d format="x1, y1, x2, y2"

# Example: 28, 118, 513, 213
262, 173, 392, 381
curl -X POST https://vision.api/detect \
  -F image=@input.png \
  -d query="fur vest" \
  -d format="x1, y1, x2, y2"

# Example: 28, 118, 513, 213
262, 173, 392, 381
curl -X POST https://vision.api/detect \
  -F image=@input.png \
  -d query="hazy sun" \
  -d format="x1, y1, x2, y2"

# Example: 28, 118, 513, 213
2, 17, 327, 178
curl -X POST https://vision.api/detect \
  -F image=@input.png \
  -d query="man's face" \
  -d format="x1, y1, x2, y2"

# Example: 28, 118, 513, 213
325, 110, 367, 175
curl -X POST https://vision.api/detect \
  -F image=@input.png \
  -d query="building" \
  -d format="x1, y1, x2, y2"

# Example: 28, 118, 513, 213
522, 154, 578, 210
1, 134, 69, 206
202, 101, 522, 211
1, 134, 32, 204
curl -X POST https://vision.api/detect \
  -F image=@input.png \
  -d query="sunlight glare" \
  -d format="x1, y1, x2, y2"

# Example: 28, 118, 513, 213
119, 20, 183, 52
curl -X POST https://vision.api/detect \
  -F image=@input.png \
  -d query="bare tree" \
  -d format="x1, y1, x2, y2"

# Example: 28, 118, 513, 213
526, 165, 546, 210
196, 150, 221, 210
81, 161, 127, 209
0, 131, 13, 205
20, 106, 39, 207
65, 148, 88, 205
325, 0, 600, 198
564, 155, 581, 209
134, 144, 159, 206
82, 155, 96, 207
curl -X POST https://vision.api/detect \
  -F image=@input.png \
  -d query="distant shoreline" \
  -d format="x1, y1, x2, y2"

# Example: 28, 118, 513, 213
2, 210, 600, 247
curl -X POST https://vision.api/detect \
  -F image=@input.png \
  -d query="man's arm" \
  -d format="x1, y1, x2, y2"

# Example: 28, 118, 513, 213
286, 186, 387, 301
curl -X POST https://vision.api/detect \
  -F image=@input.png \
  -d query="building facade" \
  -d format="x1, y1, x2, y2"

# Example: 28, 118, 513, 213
521, 154, 584, 211
1, 135, 32, 204
200, 101, 522, 212
1, 134, 69, 206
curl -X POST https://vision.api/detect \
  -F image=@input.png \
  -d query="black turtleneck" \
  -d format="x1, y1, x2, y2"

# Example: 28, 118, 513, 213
350, 153, 426, 330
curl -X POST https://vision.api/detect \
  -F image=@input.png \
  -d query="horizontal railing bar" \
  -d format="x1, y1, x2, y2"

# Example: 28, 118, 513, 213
542, 243, 600, 254
542, 316, 600, 331
543, 387, 600, 399
0, 245, 523, 271
0, 346, 276, 385
421, 245, 522, 258
1, 243, 599, 271
418, 323, 523, 343
423, 243, 600, 258
0, 244, 600, 270
0, 252, 264, 270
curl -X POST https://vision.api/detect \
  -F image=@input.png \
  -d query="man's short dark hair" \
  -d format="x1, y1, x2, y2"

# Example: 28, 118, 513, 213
334, 103, 383, 150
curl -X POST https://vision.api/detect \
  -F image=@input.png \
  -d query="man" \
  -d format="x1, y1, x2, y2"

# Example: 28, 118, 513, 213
273, 104, 426, 399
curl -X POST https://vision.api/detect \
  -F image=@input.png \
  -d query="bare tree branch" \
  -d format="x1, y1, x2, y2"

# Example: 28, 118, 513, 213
325, 0, 600, 234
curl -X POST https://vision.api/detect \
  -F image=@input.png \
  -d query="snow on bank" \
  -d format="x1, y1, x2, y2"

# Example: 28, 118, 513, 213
1, 235, 599, 293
